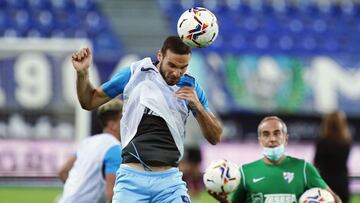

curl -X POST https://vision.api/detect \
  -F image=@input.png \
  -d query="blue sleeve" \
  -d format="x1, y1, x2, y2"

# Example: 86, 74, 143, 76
194, 81, 210, 112
103, 145, 122, 174
177, 74, 210, 113
102, 67, 131, 98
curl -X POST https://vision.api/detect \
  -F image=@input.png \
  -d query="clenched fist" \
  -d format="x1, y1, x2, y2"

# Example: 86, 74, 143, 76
72, 47, 92, 75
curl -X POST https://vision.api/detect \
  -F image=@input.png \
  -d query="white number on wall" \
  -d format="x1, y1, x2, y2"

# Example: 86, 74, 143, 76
14, 53, 51, 109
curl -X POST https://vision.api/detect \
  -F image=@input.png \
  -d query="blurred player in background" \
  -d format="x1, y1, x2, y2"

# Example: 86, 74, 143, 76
179, 147, 204, 198
209, 116, 342, 203
58, 99, 123, 203
315, 111, 352, 203
71, 36, 223, 203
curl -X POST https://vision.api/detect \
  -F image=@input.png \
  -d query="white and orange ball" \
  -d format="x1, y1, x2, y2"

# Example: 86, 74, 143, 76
177, 7, 219, 48
203, 159, 240, 194
299, 188, 335, 203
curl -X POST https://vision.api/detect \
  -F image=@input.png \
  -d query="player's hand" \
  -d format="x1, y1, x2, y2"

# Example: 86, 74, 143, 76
175, 86, 201, 110
207, 190, 230, 203
71, 48, 92, 75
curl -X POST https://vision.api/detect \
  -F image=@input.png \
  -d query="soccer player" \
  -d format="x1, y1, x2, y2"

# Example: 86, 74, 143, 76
58, 99, 123, 203
209, 116, 342, 203
71, 36, 223, 203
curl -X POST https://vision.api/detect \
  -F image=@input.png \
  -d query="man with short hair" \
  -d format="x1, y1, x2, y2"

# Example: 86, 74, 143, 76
58, 99, 123, 203
209, 116, 342, 203
72, 36, 223, 203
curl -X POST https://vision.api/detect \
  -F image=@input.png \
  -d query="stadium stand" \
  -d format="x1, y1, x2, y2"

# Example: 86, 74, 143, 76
0, 0, 123, 58
159, 0, 360, 55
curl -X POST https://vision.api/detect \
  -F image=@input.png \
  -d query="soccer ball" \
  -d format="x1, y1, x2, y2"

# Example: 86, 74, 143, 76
203, 159, 240, 194
177, 7, 219, 48
299, 188, 335, 203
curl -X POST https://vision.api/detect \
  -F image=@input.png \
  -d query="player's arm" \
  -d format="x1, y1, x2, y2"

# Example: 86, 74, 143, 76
305, 162, 342, 203
105, 173, 116, 202
195, 110, 222, 145
207, 191, 231, 203
207, 184, 245, 203
325, 188, 342, 203
176, 83, 223, 145
76, 74, 111, 110
72, 48, 131, 110
103, 145, 122, 202
58, 155, 76, 183
72, 48, 111, 110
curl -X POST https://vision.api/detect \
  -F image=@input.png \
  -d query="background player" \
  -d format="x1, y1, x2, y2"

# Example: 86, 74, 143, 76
58, 99, 123, 203
209, 116, 342, 203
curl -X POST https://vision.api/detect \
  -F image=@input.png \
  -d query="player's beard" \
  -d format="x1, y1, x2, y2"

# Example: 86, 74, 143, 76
159, 61, 178, 86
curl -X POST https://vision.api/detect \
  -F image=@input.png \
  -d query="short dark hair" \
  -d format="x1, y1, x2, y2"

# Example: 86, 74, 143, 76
160, 36, 192, 55
97, 100, 123, 128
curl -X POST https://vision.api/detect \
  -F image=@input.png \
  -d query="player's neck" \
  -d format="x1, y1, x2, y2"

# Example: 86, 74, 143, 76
154, 61, 160, 70
102, 129, 120, 141
263, 155, 286, 165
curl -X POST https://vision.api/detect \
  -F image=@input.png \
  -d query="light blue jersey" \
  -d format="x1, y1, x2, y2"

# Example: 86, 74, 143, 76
59, 134, 121, 203
102, 66, 210, 113
103, 145, 122, 174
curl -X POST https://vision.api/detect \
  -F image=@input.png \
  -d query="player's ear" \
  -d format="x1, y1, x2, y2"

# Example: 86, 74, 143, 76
108, 120, 116, 130
284, 134, 289, 146
157, 50, 163, 62
258, 135, 263, 146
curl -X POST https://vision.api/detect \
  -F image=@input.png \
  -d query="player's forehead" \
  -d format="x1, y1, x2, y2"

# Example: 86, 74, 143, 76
163, 50, 190, 65
259, 119, 283, 133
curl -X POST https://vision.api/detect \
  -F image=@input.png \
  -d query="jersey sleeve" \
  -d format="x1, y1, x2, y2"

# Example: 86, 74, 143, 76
177, 74, 211, 114
230, 166, 246, 203
102, 67, 131, 98
305, 161, 328, 189
194, 82, 210, 112
103, 145, 122, 174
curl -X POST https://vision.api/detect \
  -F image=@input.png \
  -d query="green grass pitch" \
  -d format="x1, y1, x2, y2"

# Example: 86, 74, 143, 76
0, 186, 359, 203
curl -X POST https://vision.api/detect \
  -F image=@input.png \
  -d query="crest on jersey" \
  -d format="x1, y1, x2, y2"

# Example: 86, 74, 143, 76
283, 172, 294, 183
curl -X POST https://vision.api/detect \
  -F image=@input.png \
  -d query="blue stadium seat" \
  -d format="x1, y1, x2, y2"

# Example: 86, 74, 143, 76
35, 10, 55, 35
27, 0, 52, 10
229, 34, 249, 54
205, 34, 225, 53
73, 29, 88, 38
50, 0, 73, 11
3, 28, 21, 37
5, 0, 27, 9
13, 10, 33, 35
0, 10, 11, 32
254, 34, 270, 51
50, 28, 66, 38
74, 0, 96, 11
94, 32, 120, 51
321, 36, 340, 54
85, 12, 107, 38
0, 0, 122, 56
158, 0, 359, 56
26, 28, 44, 38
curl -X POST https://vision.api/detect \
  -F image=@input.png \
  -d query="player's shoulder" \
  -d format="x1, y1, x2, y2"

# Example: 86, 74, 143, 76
80, 134, 99, 143
241, 158, 263, 170
285, 156, 311, 168
177, 73, 196, 88
286, 155, 304, 162
131, 57, 157, 72
91, 133, 120, 144
105, 144, 122, 155
286, 156, 307, 163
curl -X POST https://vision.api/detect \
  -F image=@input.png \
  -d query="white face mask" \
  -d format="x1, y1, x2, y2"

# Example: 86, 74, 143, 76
262, 145, 285, 161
